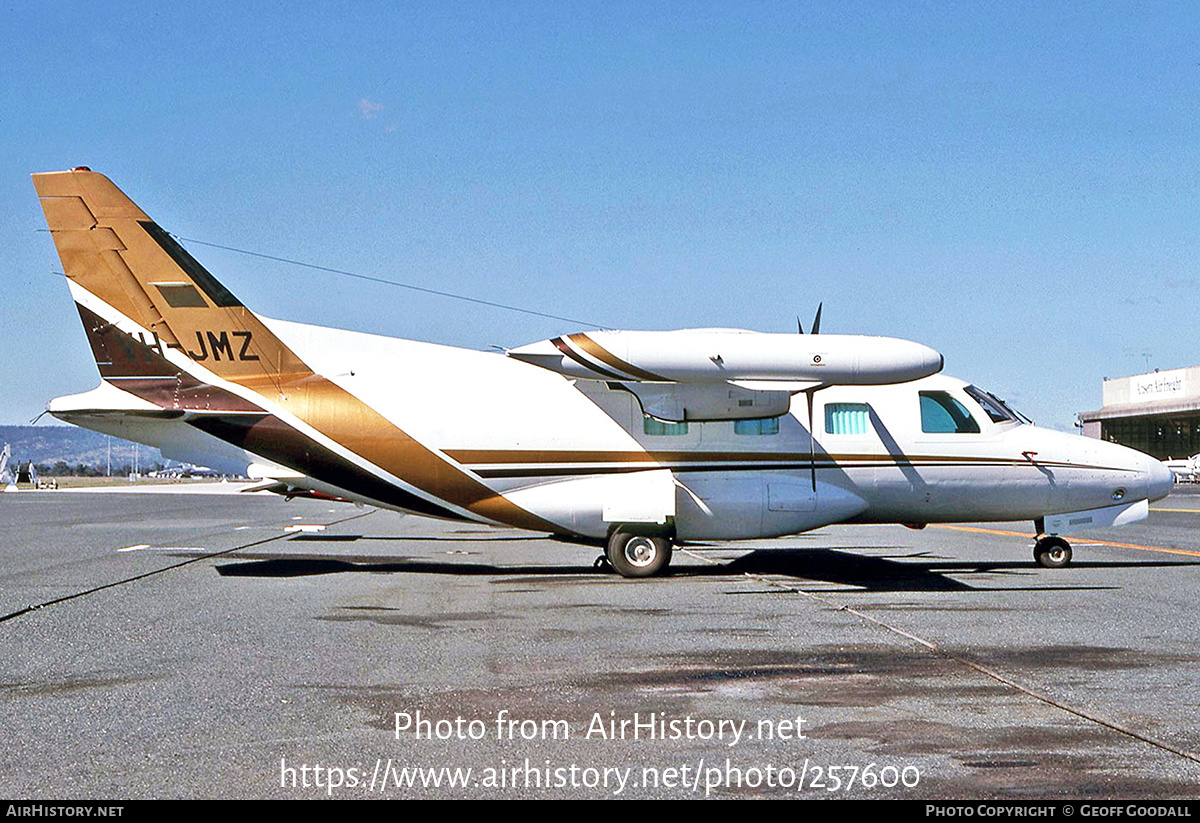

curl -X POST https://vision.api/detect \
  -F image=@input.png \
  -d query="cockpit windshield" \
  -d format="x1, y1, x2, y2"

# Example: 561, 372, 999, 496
964, 385, 1029, 425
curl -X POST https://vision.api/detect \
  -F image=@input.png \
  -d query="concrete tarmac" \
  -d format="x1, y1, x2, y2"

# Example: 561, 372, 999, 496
2, 486, 1199, 799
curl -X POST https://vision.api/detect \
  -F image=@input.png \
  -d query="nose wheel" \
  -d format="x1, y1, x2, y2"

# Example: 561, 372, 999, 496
1033, 535, 1072, 569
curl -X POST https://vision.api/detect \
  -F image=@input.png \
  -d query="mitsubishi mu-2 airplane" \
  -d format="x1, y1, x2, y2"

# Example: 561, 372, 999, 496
31, 168, 1174, 577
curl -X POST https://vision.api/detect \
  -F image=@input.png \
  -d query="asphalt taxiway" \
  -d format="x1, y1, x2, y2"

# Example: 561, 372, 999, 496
2, 486, 1199, 798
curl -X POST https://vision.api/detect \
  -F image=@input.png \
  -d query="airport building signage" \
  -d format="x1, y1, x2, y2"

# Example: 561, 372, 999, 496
1132, 369, 1188, 403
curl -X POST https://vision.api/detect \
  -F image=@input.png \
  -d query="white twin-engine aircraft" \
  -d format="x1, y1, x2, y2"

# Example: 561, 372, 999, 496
34, 168, 1173, 577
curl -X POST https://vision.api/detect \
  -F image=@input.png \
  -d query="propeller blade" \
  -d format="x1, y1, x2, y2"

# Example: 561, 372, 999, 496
806, 390, 817, 492
797, 315, 804, 335
811, 302, 823, 335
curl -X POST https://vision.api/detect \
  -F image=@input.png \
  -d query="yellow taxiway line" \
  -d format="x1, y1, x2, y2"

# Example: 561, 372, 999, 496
930, 523, 1200, 560
1150, 506, 1200, 513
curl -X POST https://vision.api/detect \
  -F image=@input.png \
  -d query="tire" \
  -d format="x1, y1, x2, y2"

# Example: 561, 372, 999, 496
606, 531, 672, 578
1034, 536, 1072, 569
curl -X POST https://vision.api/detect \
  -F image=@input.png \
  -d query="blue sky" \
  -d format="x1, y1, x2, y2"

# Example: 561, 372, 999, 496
2, 2, 1198, 430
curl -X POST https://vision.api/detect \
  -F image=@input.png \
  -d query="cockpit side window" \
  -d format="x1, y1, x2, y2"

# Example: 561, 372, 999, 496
919, 391, 981, 434
964, 385, 1027, 425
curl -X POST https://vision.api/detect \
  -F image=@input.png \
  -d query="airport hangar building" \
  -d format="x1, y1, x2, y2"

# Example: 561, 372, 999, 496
1078, 366, 1200, 460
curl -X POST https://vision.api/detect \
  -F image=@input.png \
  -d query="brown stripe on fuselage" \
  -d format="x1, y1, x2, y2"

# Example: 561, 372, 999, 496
107, 339, 562, 530
188, 414, 466, 520
67, 320, 471, 519
269, 378, 561, 533
79, 306, 559, 530
567, 333, 669, 382
444, 448, 1120, 472
468, 461, 1098, 479
82, 324, 538, 524
443, 449, 931, 465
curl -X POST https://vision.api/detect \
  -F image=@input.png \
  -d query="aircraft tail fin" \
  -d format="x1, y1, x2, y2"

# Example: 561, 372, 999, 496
32, 167, 305, 388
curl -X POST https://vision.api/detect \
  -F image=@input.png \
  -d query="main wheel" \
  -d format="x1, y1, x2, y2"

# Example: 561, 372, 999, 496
606, 531, 672, 578
1034, 536, 1072, 569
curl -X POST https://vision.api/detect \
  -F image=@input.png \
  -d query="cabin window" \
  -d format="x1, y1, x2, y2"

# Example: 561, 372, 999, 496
825, 403, 871, 435
919, 391, 981, 434
734, 417, 780, 436
643, 416, 689, 436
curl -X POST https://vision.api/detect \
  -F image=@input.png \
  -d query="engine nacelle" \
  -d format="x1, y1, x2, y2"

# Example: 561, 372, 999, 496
507, 328, 943, 386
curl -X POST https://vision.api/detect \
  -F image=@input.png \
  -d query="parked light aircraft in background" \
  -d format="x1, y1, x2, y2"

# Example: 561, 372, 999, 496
32, 169, 1174, 576
1164, 454, 1199, 484
0, 443, 13, 490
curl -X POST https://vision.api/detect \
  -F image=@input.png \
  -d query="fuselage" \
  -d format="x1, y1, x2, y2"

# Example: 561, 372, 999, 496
51, 315, 1175, 542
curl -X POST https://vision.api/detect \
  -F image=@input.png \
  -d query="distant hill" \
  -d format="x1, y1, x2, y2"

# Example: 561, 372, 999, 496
0, 425, 163, 473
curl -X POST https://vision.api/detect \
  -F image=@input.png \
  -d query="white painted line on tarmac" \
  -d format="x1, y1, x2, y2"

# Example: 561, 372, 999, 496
117, 545, 207, 553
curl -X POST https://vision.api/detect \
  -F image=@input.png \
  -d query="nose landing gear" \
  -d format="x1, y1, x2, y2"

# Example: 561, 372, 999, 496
1033, 535, 1073, 569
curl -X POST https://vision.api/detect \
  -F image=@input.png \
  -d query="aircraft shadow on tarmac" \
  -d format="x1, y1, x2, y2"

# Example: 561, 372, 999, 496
213, 546, 1199, 592
286, 534, 533, 543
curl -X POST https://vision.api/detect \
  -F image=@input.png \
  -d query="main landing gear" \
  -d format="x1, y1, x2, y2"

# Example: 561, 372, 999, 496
601, 528, 674, 578
1033, 535, 1073, 569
